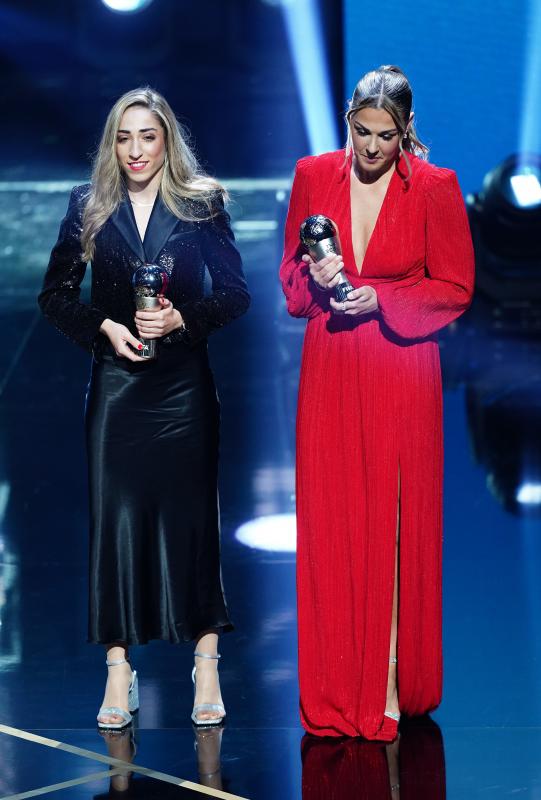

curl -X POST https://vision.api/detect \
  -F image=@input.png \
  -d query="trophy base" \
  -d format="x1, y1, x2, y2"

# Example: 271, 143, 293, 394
334, 281, 354, 302
134, 296, 160, 359
137, 338, 157, 360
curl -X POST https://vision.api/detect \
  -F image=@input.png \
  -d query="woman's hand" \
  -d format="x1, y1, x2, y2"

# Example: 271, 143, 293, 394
330, 286, 379, 316
302, 253, 344, 291
99, 319, 146, 362
134, 296, 185, 339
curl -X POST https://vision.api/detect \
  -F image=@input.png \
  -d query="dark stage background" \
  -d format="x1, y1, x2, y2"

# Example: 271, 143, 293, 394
0, 0, 342, 178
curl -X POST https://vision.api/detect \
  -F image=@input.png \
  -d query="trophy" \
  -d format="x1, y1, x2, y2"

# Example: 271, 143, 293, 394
132, 264, 169, 360
300, 215, 354, 302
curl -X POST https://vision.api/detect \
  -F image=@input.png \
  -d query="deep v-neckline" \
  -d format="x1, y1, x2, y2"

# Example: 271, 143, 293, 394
348, 165, 398, 276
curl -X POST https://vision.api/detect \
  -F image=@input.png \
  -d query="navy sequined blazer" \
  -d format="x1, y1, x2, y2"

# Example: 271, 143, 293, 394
38, 184, 250, 357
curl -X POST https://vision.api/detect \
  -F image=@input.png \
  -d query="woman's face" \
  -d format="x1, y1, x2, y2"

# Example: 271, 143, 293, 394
116, 105, 166, 188
349, 106, 402, 174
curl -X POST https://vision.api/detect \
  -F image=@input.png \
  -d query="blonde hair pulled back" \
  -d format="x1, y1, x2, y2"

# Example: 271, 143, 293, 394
345, 65, 428, 181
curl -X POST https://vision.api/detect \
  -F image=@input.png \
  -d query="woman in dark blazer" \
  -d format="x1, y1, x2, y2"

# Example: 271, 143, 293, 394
39, 87, 249, 730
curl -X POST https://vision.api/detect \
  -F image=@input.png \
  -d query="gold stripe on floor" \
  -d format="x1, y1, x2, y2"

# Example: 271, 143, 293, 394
1, 769, 125, 799
0, 724, 250, 800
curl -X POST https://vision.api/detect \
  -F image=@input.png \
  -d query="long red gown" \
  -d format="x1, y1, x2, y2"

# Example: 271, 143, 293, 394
279, 149, 475, 739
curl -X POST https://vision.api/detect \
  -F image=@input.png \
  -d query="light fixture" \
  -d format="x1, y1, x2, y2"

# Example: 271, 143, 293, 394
516, 482, 541, 505
510, 171, 541, 208
465, 153, 541, 340
101, 0, 154, 13
235, 514, 297, 552
446, 156, 541, 518
468, 154, 541, 273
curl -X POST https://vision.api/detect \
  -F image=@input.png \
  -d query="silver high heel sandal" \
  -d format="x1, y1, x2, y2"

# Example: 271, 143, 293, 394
384, 656, 400, 722
97, 657, 139, 731
191, 652, 226, 727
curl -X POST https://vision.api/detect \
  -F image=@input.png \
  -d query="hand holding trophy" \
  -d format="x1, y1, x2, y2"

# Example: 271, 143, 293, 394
132, 264, 169, 360
300, 215, 354, 302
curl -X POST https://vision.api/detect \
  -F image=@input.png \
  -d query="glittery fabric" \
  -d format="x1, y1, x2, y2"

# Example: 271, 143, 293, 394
280, 150, 474, 739
38, 184, 250, 357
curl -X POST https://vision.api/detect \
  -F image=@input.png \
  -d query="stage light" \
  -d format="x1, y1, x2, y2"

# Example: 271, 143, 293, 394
510, 171, 541, 208
278, 0, 339, 155
473, 153, 541, 225
235, 514, 296, 552
467, 153, 541, 291
449, 157, 541, 518
497, 160, 541, 212
517, 483, 541, 505
101, 0, 154, 12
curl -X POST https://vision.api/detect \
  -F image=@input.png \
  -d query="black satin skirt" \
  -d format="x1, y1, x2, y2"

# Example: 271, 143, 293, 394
85, 342, 233, 645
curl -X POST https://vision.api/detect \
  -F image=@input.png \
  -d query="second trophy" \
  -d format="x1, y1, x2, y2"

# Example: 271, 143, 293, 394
300, 215, 354, 302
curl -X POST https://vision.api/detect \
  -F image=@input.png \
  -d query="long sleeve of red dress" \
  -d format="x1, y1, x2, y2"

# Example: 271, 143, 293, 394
376, 169, 474, 339
280, 149, 474, 741
279, 157, 328, 320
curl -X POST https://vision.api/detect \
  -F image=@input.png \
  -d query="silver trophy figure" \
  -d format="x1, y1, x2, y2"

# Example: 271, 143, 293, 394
132, 264, 169, 360
300, 215, 354, 302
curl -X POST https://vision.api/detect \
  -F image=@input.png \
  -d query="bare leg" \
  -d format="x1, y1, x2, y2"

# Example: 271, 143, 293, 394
97, 642, 133, 726
193, 630, 225, 723
386, 471, 400, 718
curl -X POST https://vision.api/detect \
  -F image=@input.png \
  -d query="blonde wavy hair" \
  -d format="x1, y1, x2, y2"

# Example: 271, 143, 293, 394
345, 65, 429, 182
81, 87, 225, 261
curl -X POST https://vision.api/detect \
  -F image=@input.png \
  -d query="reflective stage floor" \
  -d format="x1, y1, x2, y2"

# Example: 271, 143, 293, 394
0, 182, 540, 799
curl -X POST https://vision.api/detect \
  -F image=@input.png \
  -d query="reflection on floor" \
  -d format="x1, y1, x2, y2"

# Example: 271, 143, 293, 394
0, 722, 239, 798
0, 182, 540, 799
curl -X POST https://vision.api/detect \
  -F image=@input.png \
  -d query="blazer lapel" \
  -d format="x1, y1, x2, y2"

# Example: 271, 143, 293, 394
143, 194, 181, 264
110, 196, 146, 262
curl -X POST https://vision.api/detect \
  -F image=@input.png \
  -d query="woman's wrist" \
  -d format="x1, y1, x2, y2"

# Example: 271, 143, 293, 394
172, 309, 186, 332
312, 278, 331, 293
99, 318, 115, 335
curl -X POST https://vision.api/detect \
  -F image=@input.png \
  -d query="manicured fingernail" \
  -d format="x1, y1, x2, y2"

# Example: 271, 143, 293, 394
138, 344, 143, 350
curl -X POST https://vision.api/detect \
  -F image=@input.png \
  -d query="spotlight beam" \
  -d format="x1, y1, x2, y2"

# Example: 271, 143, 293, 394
280, 0, 340, 155
519, 0, 541, 161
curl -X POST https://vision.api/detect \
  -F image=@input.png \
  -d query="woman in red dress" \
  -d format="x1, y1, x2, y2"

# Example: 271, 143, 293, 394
280, 65, 474, 741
